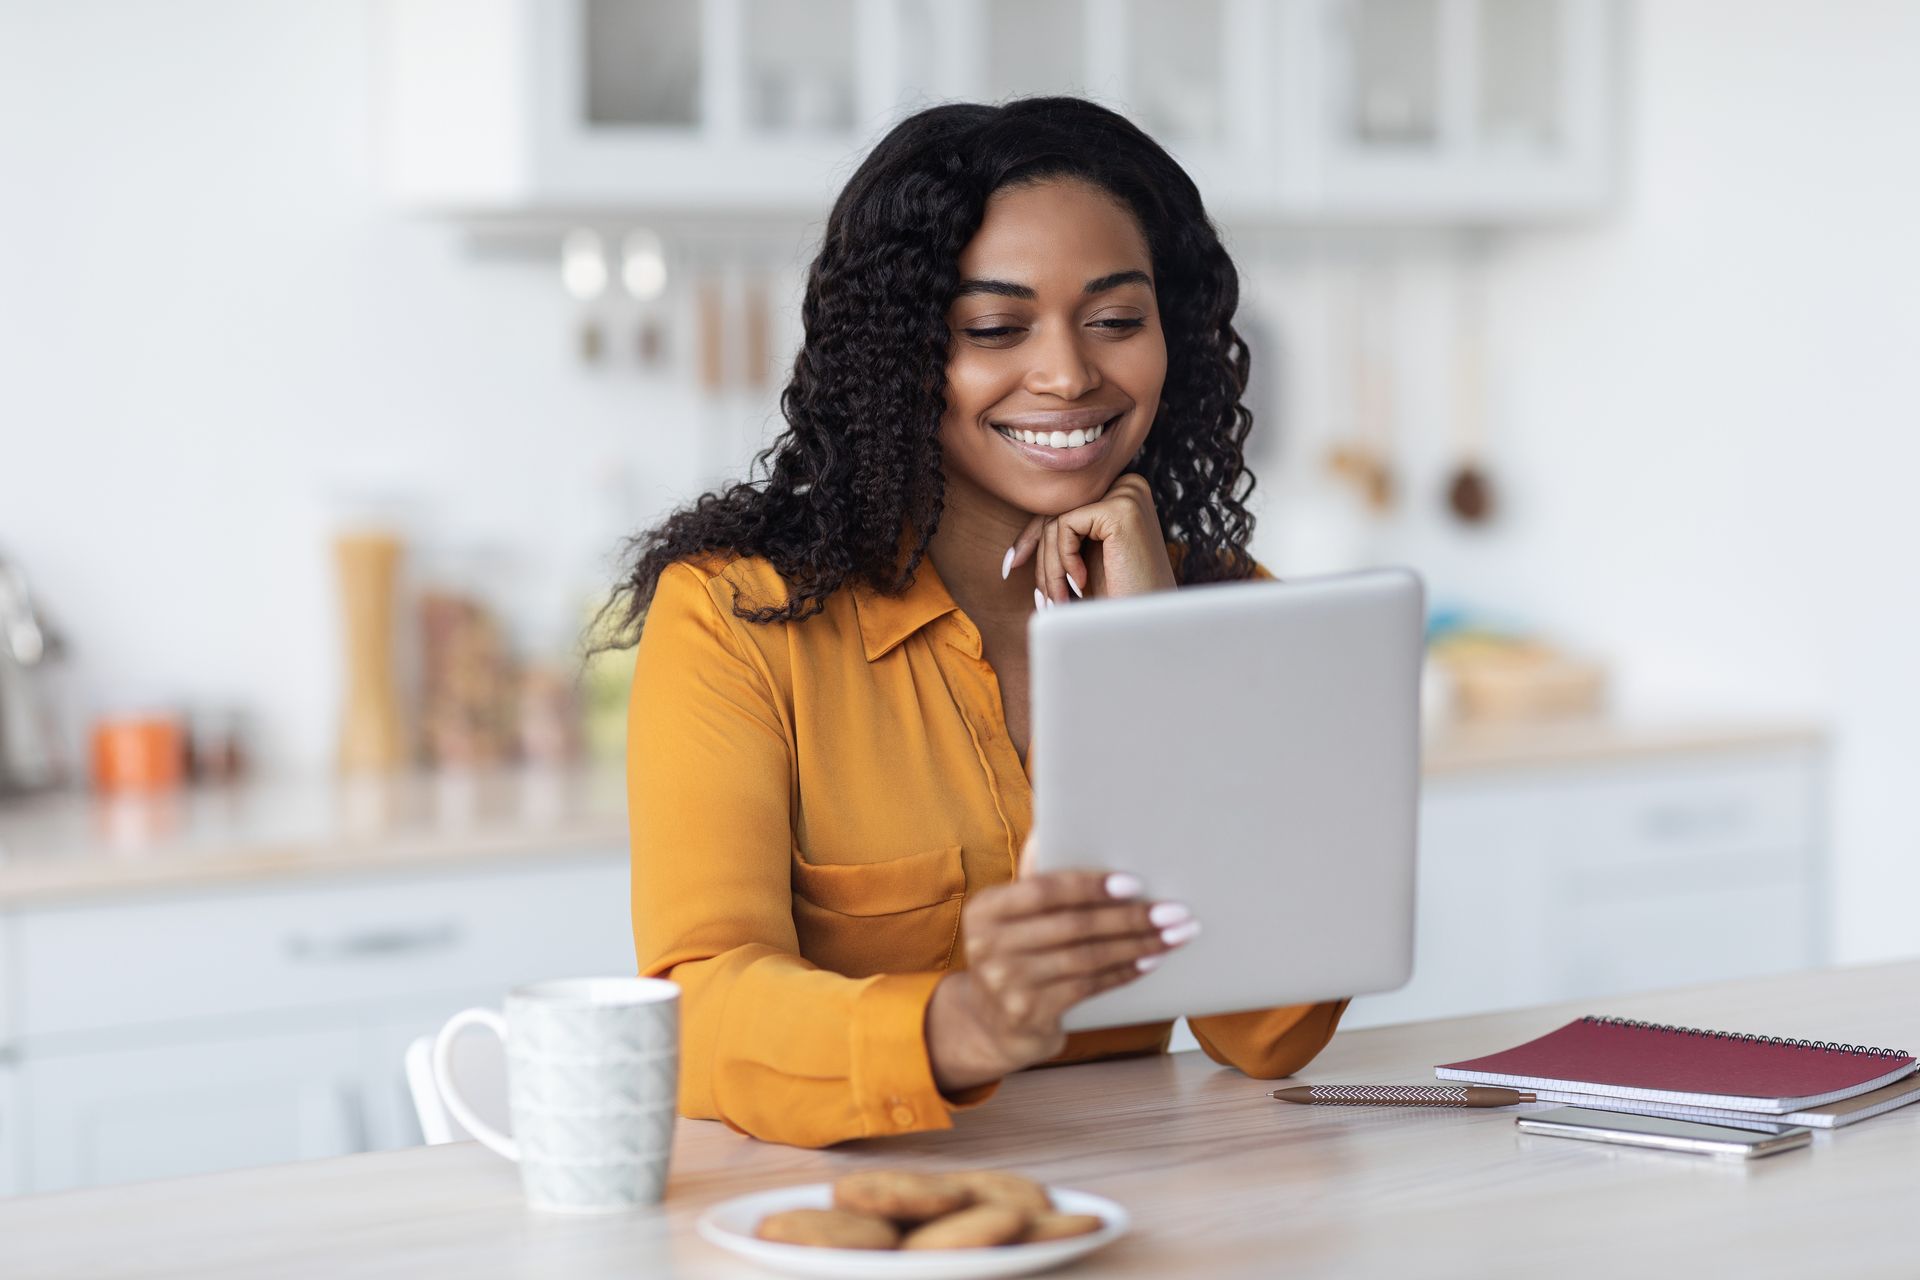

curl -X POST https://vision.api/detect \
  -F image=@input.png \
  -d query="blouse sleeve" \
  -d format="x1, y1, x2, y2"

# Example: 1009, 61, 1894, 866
1187, 1000, 1351, 1078
627, 561, 997, 1148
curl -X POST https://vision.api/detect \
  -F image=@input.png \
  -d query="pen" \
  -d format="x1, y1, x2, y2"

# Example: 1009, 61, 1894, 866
1269, 1084, 1537, 1108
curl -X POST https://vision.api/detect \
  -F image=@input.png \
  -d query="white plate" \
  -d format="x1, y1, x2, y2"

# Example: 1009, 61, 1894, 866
696, 1182, 1129, 1279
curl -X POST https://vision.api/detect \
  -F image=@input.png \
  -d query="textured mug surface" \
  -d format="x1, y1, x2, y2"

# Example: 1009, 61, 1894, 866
503, 977, 679, 1212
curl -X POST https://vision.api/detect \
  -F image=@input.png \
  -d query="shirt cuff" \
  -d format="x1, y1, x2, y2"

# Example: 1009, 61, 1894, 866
850, 971, 997, 1135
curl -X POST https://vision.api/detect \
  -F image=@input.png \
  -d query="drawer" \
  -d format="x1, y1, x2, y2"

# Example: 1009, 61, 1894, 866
16, 853, 632, 1042
1559, 875, 1818, 1002
1526, 750, 1819, 872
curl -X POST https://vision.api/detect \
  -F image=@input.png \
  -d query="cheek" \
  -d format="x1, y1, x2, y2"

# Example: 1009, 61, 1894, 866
1119, 330, 1169, 407
941, 348, 1009, 419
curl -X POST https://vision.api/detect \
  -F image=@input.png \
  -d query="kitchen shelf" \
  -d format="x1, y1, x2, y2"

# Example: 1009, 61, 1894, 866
374, 0, 1618, 224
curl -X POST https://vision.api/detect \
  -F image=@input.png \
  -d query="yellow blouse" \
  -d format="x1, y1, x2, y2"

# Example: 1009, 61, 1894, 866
627, 549, 1348, 1148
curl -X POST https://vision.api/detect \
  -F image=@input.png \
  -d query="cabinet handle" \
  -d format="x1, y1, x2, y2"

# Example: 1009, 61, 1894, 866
1638, 801, 1748, 841
285, 921, 462, 962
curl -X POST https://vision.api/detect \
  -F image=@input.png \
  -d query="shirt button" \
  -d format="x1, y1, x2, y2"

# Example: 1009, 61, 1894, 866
891, 1105, 916, 1126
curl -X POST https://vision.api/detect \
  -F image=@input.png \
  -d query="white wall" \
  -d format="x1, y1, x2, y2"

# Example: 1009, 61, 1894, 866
1483, 0, 1920, 965
1245, 0, 1920, 965
0, 0, 718, 768
4, 1, 1917, 962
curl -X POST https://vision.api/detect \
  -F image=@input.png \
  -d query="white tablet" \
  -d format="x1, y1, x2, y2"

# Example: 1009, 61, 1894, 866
1027, 566, 1424, 1032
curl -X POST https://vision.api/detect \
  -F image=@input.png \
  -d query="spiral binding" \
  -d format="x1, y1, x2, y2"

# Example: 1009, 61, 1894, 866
1581, 1015, 1909, 1060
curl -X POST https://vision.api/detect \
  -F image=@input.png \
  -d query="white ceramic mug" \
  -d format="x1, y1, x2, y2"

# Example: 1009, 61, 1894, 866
433, 976, 679, 1213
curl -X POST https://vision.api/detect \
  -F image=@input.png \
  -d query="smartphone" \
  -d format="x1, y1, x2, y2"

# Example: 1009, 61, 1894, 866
1515, 1107, 1812, 1159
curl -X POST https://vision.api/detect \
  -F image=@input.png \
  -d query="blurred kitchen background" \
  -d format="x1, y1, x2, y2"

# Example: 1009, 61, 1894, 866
2, 0, 1917, 1195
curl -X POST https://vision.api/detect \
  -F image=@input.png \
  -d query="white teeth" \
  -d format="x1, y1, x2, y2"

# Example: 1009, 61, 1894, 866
998, 419, 1113, 449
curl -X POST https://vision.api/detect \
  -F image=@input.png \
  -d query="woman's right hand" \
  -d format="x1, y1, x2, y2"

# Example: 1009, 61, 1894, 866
925, 853, 1201, 1094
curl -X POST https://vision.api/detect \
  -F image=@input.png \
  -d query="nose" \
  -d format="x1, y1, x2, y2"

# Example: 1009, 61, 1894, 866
1021, 320, 1102, 402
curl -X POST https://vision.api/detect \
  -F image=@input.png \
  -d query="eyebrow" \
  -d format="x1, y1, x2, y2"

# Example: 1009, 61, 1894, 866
952, 269, 1153, 301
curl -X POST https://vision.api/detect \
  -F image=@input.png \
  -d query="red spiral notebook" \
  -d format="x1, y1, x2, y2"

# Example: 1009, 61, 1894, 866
1436, 1016, 1917, 1114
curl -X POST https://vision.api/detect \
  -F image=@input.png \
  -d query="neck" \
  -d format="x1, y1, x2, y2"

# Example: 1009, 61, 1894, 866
928, 474, 1037, 625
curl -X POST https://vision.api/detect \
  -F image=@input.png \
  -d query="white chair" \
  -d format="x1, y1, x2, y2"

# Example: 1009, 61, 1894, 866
405, 1029, 511, 1146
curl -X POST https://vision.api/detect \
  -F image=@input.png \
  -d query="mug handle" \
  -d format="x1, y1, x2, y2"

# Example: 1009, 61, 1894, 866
432, 1007, 520, 1162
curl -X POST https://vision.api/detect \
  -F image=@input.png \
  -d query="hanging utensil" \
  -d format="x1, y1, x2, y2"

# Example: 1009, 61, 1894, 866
621, 227, 670, 370
1325, 264, 1395, 514
1445, 242, 1498, 525
560, 228, 609, 363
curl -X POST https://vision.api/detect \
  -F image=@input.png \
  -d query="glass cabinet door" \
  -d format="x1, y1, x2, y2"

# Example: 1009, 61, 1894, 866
1476, 0, 1563, 157
741, 0, 858, 136
1317, 0, 1611, 214
1125, 0, 1228, 148
582, 0, 704, 128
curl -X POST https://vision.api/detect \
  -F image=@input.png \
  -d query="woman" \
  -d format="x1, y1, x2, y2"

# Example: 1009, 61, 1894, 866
608, 97, 1348, 1148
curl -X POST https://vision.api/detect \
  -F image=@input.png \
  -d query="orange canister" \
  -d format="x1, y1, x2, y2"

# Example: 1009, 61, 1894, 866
90, 715, 187, 792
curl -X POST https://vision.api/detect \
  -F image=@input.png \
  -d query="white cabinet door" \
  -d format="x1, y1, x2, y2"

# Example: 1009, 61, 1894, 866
1344, 775, 1562, 1029
21, 1029, 366, 1194
0, 1065, 19, 1197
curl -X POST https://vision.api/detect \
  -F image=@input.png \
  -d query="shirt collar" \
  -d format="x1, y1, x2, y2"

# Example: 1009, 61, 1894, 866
851, 538, 1197, 661
851, 554, 967, 662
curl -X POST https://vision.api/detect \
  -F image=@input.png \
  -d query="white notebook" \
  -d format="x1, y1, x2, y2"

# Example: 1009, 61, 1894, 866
1527, 1071, 1920, 1130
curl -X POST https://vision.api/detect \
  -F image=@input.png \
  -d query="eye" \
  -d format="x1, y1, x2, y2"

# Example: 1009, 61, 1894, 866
1093, 318, 1147, 332
962, 326, 1020, 339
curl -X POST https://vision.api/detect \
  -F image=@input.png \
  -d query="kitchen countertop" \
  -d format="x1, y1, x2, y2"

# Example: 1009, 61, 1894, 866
4, 958, 1911, 1278
0, 718, 1822, 907
0, 765, 631, 906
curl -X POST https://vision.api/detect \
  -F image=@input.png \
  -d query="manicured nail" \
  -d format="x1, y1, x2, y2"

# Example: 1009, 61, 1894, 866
1066, 573, 1083, 598
1001, 547, 1015, 580
1105, 872, 1143, 899
1034, 588, 1046, 611
1160, 920, 1202, 947
1148, 902, 1191, 929
1135, 954, 1164, 974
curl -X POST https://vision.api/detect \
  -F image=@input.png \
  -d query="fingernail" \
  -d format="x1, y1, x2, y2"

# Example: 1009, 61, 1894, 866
1148, 902, 1191, 928
1161, 920, 1202, 947
1001, 547, 1015, 580
1034, 588, 1046, 611
1105, 872, 1143, 899
1067, 573, 1083, 598
1135, 954, 1164, 974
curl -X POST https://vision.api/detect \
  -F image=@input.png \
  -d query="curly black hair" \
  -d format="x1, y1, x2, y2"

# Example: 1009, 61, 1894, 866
599, 95, 1258, 644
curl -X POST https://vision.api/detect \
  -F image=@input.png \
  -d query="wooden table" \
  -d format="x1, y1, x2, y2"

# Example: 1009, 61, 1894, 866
9, 960, 1918, 1279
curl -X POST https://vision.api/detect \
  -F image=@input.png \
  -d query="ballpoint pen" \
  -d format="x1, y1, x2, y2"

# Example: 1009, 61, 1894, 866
1269, 1084, 1536, 1108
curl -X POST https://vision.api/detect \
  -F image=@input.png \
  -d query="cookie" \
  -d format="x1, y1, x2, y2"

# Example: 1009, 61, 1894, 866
832, 1170, 972, 1223
753, 1208, 899, 1250
947, 1170, 1053, 1216
1022, 1212, 1105, 1243
901, 1203, 1030, 1250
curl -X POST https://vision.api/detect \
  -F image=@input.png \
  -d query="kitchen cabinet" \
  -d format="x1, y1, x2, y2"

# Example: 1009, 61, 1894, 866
1, 850, 632, 1194
375, 0, 1617, 222
1306, 0, 1615, 218
1342, 741, 1827, 1029
21, 1029, 369, 1194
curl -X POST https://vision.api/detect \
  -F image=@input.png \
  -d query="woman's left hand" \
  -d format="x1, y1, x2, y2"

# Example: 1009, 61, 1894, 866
1008, 473, 1178, 605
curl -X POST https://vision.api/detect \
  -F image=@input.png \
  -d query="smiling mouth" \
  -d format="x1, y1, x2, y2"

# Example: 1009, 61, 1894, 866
991, 413, 1122, 451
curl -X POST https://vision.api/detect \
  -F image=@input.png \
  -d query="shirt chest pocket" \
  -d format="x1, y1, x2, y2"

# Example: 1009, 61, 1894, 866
790, 844, 967, 979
